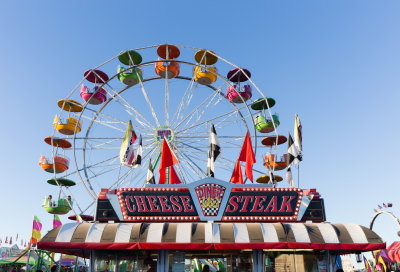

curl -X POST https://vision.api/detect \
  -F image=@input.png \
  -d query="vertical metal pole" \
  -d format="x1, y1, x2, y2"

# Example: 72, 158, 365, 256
90, 250, 96, 272
152, 152, 161, 172
25, 248, 31, 271
297, 165, 300, 188
252, 250, 263, 272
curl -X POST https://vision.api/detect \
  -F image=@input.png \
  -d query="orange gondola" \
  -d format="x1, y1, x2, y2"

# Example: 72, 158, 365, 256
263, 154, 288, 171
157, 44, 180, 59
155, 61, 180, 78
261, 135, 287, 147
44, 136, 72, 148
39, 155, 69, 173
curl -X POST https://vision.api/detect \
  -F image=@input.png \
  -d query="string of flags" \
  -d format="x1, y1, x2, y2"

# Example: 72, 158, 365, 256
375, 203, 393, 211
0, 215, 63, 248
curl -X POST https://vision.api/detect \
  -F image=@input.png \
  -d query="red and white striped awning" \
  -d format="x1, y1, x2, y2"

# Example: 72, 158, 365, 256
38, 222, 384, 254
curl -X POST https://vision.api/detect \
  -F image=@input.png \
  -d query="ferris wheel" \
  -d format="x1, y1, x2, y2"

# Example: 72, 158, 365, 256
39, 44, 289, 216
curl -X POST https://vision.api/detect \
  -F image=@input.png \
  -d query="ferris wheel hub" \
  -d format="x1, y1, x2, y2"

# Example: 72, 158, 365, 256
154, 126, 175, 144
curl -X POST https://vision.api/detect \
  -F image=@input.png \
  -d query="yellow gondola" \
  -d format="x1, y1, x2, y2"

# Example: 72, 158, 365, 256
193, 66, 217, 85
53, 116, 82, 135
57, 99, 83, 112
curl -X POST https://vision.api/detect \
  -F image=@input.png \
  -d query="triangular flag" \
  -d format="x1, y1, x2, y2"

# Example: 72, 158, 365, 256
207, 123, 221, 177
287, 133, 301, 166
294, 114, 303, 155
363, 255, 373, 272
377, 256, 387, 272
230, 160, 244, 184
53, 215, 62, 229
133, 135, 142, 168
120, 121, 137, 166
146, 159, 155, 184
238, 131, 256, 182
159, 138, 179, 184
168, 165, 182, 184
286, 167, 294, 188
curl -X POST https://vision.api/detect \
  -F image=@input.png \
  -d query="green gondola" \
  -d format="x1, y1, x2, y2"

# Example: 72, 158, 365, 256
42, 198, 72, 215
118, 50, 142, 65
47, 178, 76, 187
251, 97, 276, 110
254, 115, 280, 133
117, 66, 143, 86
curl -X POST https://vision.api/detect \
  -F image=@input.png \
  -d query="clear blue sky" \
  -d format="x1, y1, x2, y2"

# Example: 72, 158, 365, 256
0, 0, 399, 255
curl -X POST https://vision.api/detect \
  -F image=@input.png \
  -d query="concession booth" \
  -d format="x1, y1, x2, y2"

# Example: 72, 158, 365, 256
38, 178, 385, 272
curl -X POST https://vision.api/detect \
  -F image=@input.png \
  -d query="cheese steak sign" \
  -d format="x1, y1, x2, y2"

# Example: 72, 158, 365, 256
115, 178, 304, 222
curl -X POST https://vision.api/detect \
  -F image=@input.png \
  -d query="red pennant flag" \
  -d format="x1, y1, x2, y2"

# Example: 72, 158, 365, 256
238, 131, 256, 182
230, 160, 244, 184
159, 138, 179, 184
169, 165, 182, 184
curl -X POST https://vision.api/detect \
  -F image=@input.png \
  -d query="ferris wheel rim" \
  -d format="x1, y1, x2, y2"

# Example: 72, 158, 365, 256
48, 44, 282, 201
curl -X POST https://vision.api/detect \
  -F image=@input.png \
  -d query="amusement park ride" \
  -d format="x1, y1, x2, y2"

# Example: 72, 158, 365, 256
38, 44, 296, 221
36, 44, 385, 272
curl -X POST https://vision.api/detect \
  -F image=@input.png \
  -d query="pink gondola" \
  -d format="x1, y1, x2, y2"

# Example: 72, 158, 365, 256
226, 84, 252, 103
80, 85, 107, 105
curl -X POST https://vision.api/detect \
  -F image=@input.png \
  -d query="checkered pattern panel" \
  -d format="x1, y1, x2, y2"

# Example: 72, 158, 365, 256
195, 183, 226, 216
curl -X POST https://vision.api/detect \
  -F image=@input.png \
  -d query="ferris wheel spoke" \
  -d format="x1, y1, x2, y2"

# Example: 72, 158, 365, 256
125, 170, 148, 188
110, 167, 135, 189
175, 106, 247, 135
177, 150, 207, 178
80, 113, 125, 132
173, 90, 219, 131
105, 84, 156, 131
137, 78, 161, 127
171, 76, 197, 126
217, 155, 265, 176
183, 92, 224, 131
59, 155, 119, 179
85, 107, 127, 128
180, 159, 203, 181
85, 138, 121, 149
112, 146, 158, 188
164, 71, 170, 125
175, 110, 235, 135
174, 163, 189, 184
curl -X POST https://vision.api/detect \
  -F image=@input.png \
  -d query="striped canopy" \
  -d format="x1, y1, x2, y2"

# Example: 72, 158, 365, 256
38, 222, 384, 255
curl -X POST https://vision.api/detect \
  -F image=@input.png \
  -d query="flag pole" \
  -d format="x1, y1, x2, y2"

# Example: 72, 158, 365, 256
297, 165, 300, 188
151, 152, 161, 172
